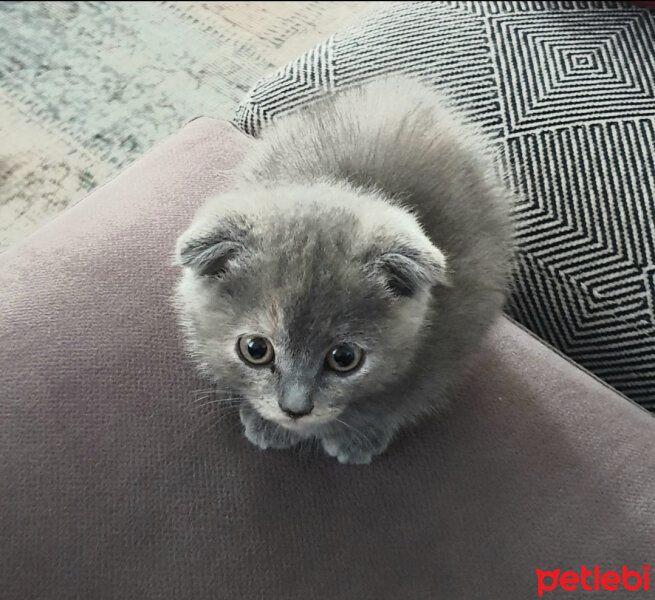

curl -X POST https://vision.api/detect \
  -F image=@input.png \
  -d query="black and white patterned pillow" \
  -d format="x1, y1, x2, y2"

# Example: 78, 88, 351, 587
234, 1, 655, 408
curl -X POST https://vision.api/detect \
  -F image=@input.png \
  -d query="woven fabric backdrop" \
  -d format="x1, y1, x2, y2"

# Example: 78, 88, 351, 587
0, 1, 370, 251
235, 1, 655, 407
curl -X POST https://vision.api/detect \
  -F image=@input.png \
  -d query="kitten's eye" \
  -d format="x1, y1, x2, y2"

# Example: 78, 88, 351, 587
326, 343, 363, 373
238, 336, 274, 365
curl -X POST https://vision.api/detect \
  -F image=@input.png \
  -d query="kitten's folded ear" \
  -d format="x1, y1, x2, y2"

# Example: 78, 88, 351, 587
368, 241, 452, 298
175, 219, 247, 277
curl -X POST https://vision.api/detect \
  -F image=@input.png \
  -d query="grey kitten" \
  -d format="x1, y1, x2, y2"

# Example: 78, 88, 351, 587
175, 77, 513, 464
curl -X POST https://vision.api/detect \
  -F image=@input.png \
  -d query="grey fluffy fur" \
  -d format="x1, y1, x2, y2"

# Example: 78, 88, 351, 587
175, 77, 514, 464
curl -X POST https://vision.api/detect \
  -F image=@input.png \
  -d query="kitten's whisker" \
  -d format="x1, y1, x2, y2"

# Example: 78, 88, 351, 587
189, 393, 229, 404
190, 386, 241, 393
193, 398, 244, 410
190, 389, 249, 401
192, 408, 244, 438
189, 391, 247, 404
190, 389, 224, 397
190, 391, 244, 401
191, 394, 211, 403
335, 418, 374, 449
194, 396, 244, 403
207, 410, 244, 431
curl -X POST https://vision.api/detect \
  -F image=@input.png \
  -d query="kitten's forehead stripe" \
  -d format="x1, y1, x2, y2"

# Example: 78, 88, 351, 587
268, 299, 281, 334
232, 209, 393, 358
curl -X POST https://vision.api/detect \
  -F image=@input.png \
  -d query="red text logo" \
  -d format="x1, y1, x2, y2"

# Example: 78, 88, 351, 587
536, 565, 650, 596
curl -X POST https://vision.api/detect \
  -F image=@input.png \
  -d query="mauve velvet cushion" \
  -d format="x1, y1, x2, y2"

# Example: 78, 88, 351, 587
1, 118, 654, 600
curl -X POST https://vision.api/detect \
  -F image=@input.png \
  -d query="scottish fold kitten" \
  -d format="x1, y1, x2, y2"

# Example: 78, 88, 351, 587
175, 77, 513, 464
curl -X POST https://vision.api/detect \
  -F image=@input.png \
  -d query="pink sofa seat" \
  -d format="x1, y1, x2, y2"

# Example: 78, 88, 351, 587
1, 118, 654, 600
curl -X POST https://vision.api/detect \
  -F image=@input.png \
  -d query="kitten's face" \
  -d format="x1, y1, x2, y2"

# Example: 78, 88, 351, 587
175, 184, 449, 433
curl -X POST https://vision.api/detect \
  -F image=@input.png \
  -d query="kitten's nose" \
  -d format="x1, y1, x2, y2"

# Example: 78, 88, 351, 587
279, 382, 313, 418
280, 405, 313, 419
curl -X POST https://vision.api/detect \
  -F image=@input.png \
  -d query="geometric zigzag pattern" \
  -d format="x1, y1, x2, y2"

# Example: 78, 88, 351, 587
234, 1, 655, 408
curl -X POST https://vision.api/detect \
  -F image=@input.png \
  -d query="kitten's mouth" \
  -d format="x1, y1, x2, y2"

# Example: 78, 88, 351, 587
278, 415, 322, 431
270, 408, 341, 431
248, 398, 342, 431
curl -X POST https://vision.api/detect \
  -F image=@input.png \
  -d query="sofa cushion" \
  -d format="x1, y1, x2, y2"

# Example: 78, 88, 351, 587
1, 117, 654, 599
235, 0, 655, 408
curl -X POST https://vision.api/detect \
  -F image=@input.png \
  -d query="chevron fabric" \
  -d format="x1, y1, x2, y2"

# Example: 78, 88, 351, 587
234, 1, 655, 408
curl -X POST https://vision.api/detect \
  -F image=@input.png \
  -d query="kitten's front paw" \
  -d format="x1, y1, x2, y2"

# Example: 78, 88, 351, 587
320, 424, 393, 465
240, 404, 301, 451
326, 443, 374, 465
